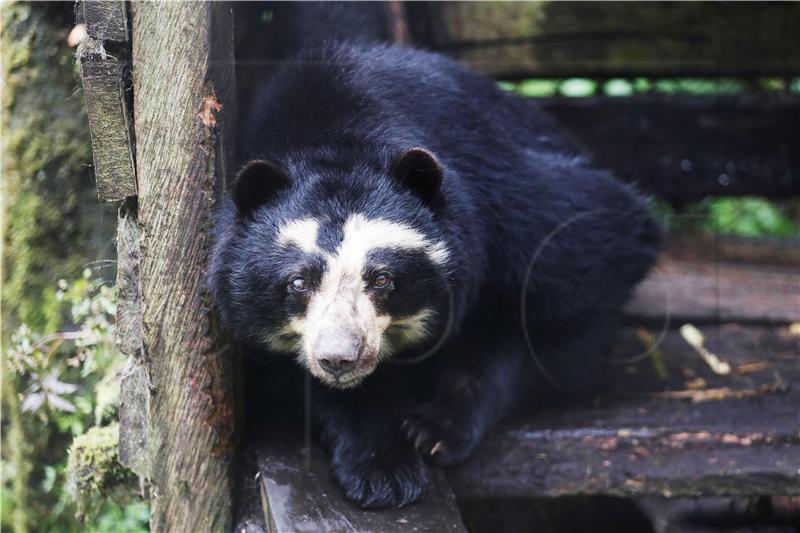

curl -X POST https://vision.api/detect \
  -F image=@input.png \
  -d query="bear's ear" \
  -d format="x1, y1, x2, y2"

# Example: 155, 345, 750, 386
391, 147, 443, 205
233, 160, 291, 217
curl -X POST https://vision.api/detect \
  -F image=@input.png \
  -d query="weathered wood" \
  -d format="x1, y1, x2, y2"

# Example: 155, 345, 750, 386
625, 256, 800, 325
115, 203, 149, 478
132, 2, 238, 531
448, 324, 800, 499
76, 0, 128, 43
667, 232, 800, 268
77, 37, 136, 204
409, 2, 800, 79
254, 440, 466, 533
541, 96, 800, 205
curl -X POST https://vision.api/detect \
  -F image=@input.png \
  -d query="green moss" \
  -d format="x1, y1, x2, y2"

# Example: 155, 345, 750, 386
1, 1, 114, 334
67, 424, 135, 517
1, 3, 115, 530
94, 368, 121, 426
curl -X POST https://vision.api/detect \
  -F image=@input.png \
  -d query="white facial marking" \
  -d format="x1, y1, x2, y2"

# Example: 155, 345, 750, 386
382, 308, 436, 357
276, 218, 320, 254
274, 213, 449, 387
338, 214, 450, 267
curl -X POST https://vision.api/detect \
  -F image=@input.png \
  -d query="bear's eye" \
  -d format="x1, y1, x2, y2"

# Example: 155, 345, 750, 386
289, 277, 307, 292
372, 272, 392, 289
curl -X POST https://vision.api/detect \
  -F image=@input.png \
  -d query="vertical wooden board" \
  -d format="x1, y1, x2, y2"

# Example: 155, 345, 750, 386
115, 205, 149, 477
77, 0, 128, 42
118, 359, 150, 477
132, 2, 238, 531
78, 41, 136, 203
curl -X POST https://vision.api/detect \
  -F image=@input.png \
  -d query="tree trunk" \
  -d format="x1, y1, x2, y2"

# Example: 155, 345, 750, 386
131, 3, 238, 531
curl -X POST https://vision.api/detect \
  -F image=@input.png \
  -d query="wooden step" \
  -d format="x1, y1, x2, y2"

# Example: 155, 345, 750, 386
450, 324, 800, 499
625, 255, 800, 325
240, 439, 466, 533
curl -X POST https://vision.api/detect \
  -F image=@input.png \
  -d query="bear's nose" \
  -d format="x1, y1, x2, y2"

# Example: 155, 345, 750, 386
318, 355, 358, 377
314, 331, 362, 378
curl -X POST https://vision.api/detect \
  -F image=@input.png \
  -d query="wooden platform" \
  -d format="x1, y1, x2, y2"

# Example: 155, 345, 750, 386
251, 443, 465, 533
451, 324, 800, 500
234, 240, 799, 532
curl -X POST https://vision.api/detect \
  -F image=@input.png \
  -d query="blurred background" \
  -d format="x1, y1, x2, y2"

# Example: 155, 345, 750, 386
1, 2, 798, 532
2, 2, 142, 532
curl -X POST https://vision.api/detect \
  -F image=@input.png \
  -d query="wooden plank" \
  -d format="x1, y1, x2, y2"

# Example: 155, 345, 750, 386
626, 256, 800, 325
131, 2, 239, 531
76, 0, 128, 43
541, 96, 800, 204
408, 2, 800, 79
254, 440, 466, 533
77, 38, 136, 203
115, 203, 149, 478
448, 324, 800, 499
667, 232, 800, 268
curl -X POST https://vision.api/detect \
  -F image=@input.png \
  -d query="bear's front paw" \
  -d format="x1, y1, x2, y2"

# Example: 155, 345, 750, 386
402, 400, 482, 467
331, 444, 429, 509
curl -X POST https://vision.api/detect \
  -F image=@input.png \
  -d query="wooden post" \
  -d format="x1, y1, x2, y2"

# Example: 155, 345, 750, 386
130, 3, 238, 531
76, 0, 136, 204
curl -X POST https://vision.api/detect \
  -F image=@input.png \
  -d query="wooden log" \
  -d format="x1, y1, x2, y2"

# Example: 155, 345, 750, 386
409, 2, 800, 79
625, 255, 800, 325
540, 96, 800, 205
131, 3, 238, 531
253, 439, 466, 533
77, 37, 136, 204
666, 232, 800, 268
448, 325, 800, 499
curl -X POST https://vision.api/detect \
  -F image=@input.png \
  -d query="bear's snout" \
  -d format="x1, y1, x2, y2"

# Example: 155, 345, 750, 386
314, 330, 363, 378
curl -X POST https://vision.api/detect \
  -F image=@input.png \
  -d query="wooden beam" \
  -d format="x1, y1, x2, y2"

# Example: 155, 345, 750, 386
77, 37, 136, 204
626, 255, 800, 325
76, 0, 128, 43
449, 325, 800, 499
252, 439, 466, 533
409, 2, 800, 79
666, 232, 800, 268
116, 202, 149, 478
131, 3, 238, 531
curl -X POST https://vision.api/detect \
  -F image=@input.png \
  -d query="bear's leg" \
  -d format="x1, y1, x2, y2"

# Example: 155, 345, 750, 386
402, 317, 618, 467
313, 384, 429, 509
402, 334, 529, 467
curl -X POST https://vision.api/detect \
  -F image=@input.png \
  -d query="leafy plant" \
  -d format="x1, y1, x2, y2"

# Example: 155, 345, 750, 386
654, 197, 800, 238
3, 271, 148, 532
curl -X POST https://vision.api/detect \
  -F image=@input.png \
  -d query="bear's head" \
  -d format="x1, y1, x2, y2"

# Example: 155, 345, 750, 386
210, 147, 453, 389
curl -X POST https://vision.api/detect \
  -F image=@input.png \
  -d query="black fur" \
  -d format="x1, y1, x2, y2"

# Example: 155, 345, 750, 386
212, 4, 660, 509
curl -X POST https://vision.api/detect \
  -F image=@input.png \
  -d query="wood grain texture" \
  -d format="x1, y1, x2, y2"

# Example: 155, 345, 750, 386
76, 0, 128, 42
625, 256, 800, 325
77, 38, 136, 203
116, 204, 149, 477
409, 2, 800, 79
255, 441, 466, 533
132, 3, 238, 531
449, 324, 800, 499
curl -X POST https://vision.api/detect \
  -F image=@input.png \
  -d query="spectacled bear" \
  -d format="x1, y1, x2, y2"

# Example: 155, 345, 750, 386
210, 3, 660, 509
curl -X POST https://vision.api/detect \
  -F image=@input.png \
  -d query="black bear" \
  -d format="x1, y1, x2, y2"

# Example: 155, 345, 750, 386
210, 3, 660, 509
